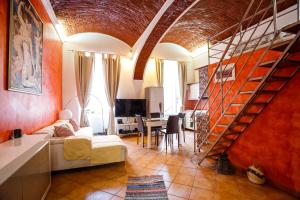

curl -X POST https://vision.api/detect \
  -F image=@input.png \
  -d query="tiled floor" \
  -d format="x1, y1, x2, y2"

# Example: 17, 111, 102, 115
46, 132, 297, 200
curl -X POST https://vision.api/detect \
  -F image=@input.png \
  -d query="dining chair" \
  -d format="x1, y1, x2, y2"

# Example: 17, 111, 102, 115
135, 115, 159, 147
150, 112, 164, 144
159, 115, 179, 152
178, 113, 186, 143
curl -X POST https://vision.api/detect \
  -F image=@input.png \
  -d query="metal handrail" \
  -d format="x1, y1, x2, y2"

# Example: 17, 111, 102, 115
191, 0, 267, 118
191, 0, 256, 118
203, 5, 274, 123
191, 0, 294, 154
209, 0, 289, 41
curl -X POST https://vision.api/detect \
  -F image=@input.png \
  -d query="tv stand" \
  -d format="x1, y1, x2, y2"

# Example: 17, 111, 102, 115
115, 117, 139, 137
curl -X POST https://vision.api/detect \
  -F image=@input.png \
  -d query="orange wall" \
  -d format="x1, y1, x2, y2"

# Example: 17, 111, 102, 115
0, 0, 62, 143
207, 49, 300, 195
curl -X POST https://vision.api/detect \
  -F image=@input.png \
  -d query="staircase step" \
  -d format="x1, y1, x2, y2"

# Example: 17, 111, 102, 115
271, 39, 300, 53
242, 112, 258, 117
282, 21, 300, 34
230, 103, 244, 107
216, 124, 228, 128
260, 89, 280, 94
232, 121, 249, 126
206, 153, 222, 158
251, 102, 268, 106
270, 40, 291, 52
268, 75, 291, 81
224, 131, 241, 136
280, 59, 300, 68
258, 60, 276, 68
209, 146, 227, 154
224, 114, 236, 117
248, 76, 264, 82
239, 91, 254, 94
221, 137, 235, 143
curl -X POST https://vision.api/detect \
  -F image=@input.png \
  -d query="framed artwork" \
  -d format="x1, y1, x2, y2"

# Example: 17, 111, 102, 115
8, 0, 43, 94
198, 66, 208, 99
214, 63, 235, 83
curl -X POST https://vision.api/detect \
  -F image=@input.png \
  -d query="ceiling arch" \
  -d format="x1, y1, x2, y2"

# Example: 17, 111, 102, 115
133, 0, 197, 80
49, 0, 166, 47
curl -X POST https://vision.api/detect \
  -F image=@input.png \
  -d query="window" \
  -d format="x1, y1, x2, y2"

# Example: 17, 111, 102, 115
86, 53, 109, 134
163, 60, 181, 116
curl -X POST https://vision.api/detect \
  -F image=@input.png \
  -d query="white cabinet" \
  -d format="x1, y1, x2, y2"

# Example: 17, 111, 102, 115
188, 83, 199, 100
145, 87, 164, 117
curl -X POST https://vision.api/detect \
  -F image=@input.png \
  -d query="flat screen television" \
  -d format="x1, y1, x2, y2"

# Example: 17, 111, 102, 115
115, 99, 146, 117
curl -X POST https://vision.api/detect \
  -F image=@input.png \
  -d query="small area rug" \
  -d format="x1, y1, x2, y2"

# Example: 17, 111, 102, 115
125, 175, 168, 200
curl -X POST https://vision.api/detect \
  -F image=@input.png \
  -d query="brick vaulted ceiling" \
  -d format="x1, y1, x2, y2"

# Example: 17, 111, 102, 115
49, 0, 296, 79
49, 0, 166, 46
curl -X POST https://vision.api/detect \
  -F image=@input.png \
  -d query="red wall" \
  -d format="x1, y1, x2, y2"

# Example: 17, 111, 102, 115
228, 71, 300, 195
0, 0, 62, 143
206, 48, 300, 195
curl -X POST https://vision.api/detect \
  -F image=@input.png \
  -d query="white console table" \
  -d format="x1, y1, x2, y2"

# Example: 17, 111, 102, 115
0, 134, 50, 200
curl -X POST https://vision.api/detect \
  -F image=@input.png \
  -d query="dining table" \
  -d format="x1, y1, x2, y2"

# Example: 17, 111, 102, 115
143, 118, 184, 149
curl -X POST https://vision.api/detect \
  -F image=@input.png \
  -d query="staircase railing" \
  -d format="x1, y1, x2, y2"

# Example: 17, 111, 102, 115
191, 0, 297, 154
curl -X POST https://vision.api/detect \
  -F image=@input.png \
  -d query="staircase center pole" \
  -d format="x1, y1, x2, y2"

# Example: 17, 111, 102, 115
298, 0, 300, 21
272, 0, 278, 34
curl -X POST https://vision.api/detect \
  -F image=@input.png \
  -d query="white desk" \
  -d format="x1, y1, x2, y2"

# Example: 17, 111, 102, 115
144, 119, 167, 148
0, 134, 50, 199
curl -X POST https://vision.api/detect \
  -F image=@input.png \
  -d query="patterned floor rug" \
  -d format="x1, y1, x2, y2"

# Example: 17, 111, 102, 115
125, 175, 168, 200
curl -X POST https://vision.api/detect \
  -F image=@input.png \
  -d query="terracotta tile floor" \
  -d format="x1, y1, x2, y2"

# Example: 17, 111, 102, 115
46, 132, 297, 200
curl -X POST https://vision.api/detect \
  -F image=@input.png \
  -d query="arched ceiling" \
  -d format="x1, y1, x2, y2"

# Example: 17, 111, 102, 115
162, 0, 296, 51
49, 0, 166, 46
48, 0, 297, 80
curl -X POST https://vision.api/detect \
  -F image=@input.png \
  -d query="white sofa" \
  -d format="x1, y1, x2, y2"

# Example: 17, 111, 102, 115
35, 120, 127, 171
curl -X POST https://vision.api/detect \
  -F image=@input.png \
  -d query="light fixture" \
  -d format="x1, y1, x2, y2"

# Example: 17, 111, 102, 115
85, 52, 91, 57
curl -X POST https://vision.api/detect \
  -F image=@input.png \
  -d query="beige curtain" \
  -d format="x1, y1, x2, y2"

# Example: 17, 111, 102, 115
74, 52, 94, 127
178, 62, 187, 112
155, 58, 164, 87
102, 54, 121, 135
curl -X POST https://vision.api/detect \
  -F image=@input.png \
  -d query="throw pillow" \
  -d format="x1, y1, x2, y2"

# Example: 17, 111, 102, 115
69, 119, 80, 131
54, 125, 74, 137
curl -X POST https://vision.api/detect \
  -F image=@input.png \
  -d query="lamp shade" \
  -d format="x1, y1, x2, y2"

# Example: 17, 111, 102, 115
59, 109, 73, 120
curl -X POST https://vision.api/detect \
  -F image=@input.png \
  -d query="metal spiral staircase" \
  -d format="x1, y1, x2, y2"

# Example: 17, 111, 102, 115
191, 0, 300, 165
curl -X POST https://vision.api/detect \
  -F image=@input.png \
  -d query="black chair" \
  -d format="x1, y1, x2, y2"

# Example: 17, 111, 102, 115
159, 115, 179, 152
135, 115, 159, 147
178, 113, 186, 143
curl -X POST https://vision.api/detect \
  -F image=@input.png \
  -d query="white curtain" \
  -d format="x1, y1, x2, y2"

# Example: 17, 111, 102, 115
178, 62, 187, 112
74, 52, 94, 127
155, 58, 164, 87
163, 60, 181, 116
102, 54, 121, 134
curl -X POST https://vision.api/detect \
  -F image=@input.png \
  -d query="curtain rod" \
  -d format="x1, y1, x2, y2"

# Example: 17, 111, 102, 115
66, 49, 130, 57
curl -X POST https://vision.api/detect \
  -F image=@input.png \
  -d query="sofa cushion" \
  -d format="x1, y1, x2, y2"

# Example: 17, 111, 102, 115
54, 125, 74, 137
69, 119, 80, 131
